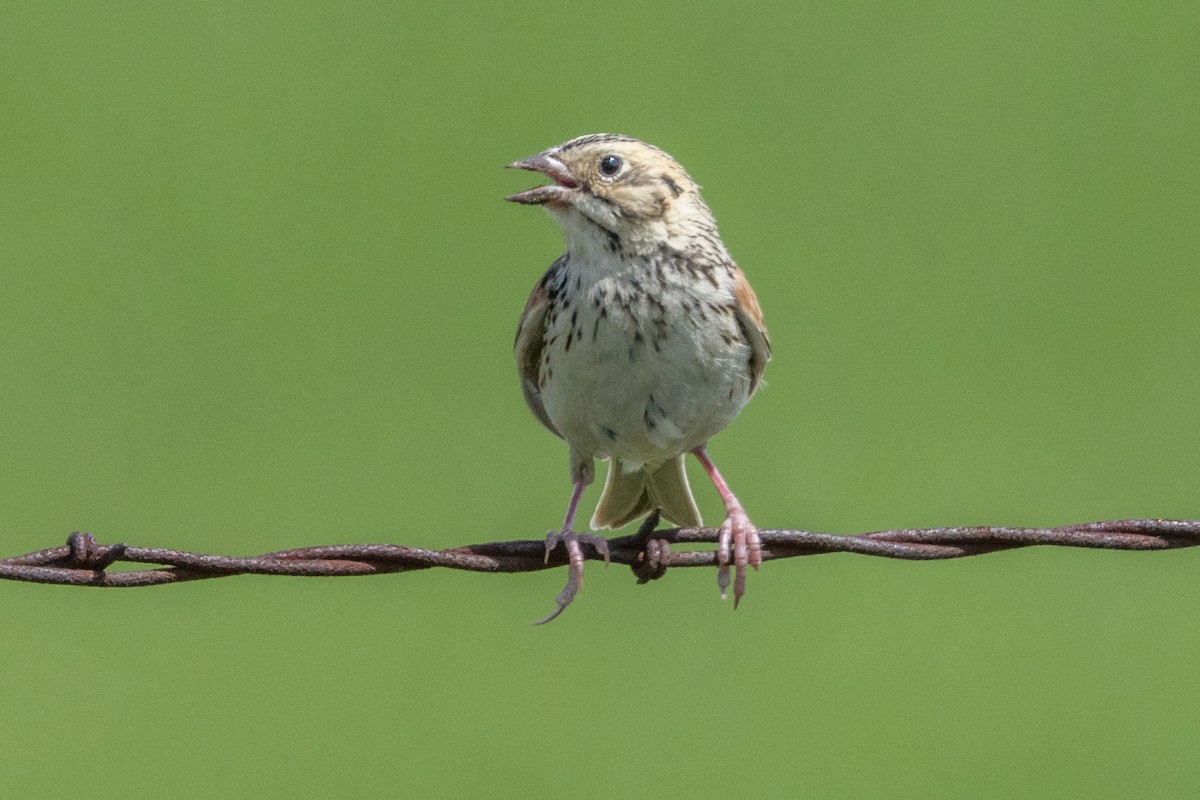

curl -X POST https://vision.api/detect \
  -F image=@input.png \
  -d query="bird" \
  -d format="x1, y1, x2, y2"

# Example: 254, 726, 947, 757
507, 133, 771, 623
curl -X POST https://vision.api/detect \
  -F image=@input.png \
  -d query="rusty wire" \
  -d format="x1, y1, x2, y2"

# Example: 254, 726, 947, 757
0, 516, 1195, 589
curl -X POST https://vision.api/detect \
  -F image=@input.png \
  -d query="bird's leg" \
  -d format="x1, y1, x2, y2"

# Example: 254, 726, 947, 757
536, 474, 610, 625
692, 446, 761, 607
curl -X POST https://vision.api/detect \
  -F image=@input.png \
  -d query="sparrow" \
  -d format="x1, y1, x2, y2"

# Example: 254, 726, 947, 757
507, 134, 771, 623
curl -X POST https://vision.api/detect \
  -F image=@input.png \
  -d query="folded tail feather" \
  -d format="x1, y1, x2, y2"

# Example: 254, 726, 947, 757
590, 455, 703, 530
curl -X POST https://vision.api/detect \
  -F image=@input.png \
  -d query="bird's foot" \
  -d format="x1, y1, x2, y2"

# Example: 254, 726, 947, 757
535, 529, 610, 625
716, 508, 762, 608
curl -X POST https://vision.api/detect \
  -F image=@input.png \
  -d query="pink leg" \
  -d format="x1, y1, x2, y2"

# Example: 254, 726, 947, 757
536, 477, 610, 625
559, 476, 586, 532
692, 446, 761, 607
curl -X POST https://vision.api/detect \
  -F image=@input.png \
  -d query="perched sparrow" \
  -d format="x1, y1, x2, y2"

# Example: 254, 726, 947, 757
507, 134, 771, 622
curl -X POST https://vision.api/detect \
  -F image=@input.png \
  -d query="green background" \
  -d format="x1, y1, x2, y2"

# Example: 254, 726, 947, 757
2, 2, 1198, 797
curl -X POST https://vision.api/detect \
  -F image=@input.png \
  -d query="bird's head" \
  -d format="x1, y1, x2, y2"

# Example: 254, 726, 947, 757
506, 134, 719, 258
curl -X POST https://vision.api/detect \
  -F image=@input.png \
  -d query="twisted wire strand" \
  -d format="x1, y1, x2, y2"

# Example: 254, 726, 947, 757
0, 517, 1194, 588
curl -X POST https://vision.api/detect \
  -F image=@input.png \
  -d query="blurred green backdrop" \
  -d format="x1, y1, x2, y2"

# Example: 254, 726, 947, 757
2, 2, 1198, 798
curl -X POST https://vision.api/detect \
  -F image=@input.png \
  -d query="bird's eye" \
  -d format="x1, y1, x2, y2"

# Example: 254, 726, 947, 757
598, 154, 623, 177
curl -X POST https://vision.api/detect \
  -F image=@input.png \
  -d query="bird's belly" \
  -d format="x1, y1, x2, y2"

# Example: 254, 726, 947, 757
540, 320, 751, 466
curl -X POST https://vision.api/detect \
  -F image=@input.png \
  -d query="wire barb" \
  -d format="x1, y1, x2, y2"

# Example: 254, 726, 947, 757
0, 519, 1194, 589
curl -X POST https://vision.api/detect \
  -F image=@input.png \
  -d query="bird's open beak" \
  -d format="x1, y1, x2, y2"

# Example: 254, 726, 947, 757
505, 149, 579, 205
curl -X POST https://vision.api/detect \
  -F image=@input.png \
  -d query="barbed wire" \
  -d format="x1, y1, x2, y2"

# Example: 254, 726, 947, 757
0, 516, 1195, 589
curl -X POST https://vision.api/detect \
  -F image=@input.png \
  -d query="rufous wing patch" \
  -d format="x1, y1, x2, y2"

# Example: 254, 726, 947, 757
731, 267, 771, 394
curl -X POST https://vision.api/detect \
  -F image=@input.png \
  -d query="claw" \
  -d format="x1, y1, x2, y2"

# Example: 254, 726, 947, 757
717, 564, 731, 600
691, 447, 761, 609
534, 530, 611, 625
717, 508, 760, 608
589, 533, 611, 566
716, 516, 732, 600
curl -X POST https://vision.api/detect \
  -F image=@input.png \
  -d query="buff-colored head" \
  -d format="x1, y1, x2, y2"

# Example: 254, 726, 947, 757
506, 134, 720, 257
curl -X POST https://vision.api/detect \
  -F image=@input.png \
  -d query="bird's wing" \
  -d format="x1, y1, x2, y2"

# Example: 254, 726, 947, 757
732, 267, 772, 395
514, 264, 563, 439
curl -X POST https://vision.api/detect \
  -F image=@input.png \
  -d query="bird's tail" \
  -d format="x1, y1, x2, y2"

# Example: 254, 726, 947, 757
590, 455, 702, 530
